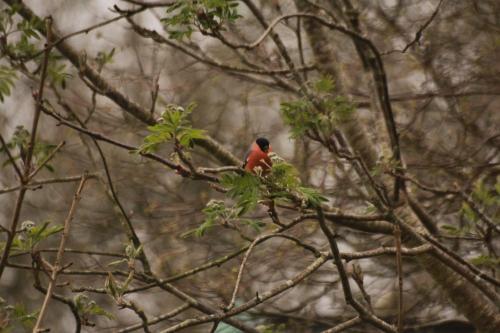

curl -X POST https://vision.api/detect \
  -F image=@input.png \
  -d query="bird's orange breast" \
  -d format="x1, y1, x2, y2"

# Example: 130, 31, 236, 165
245, 144, 272, 172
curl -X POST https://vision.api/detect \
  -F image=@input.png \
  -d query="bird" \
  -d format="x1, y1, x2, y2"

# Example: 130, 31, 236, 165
243, 137, 272, 173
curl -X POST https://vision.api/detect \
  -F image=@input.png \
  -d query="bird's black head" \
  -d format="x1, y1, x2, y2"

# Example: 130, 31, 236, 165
256, 137, 270, 152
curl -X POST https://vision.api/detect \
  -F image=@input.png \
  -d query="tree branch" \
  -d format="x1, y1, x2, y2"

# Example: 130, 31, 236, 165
0, 133, 23, 180
32, 174, 88, 332
316, 207, 396, 333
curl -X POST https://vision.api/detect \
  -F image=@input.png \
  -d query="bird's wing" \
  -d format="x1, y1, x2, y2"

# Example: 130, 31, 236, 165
243, 142, 260, 167
242, 147, 252, 168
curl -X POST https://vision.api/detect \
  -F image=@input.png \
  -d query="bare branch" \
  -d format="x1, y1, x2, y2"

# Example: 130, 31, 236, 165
158, 254, 329, 333
25, 7, 147, 61
394, 224, 403, 332
0, 133, 23, 180
25, 17, 52, 179
28, 141, 65, 180
126, 17, 314, 77
32, 174, 88, 332
383, 0, 445, 54
321, 316, 361, 333
225, 233, 321, 311
118, 303, 190, 333
341, 244, 431, 260
0, 16, 54, 281
0, 174, 98, 195
316, 207, 396, 333
121, 0, 176, 7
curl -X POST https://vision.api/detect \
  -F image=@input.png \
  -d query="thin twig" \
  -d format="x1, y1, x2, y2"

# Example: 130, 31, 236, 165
0, 133, 23, 180
0, 188, 27, 278
383, 0, 445, 54
118, 303, 190, 333
0, 16, 53, 281
25, 8, 146, 61
316, 207, 396, 333
0, 174, 97, 195
10, 247, 125, 259
25, 17, 52, 178
225, 233, 320, 311
393, 216, 500, 302
209, 321, 220, 333
321, 316, 361, 333
122, 0, 176, 6
126, 17, 314, 77
28, 141, 65, 180
342, 244, 431, 261
121, 300, 151, 333
158, 254, 329, 333
402, 174, 500, 234
32, 280, 82, 333
198, 166, 242, 174
394, 224, 403, 332
150, 78, 159, 117
32, 174, 88, 332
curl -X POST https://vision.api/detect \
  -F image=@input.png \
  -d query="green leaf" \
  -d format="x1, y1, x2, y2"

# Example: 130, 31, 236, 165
296, 186, 328, 208
495, 180, 500, 195
161, 0, 241, 40
470, 255, 500, 268
193, 199, 227, 237
280, 77, 355, 139
268, 159, 300, 190
105, 272, 119, 299
0, 302, 39, 330
221, 173, 261, 215
11, 125, 30, 149
313, 75, 335, 93
13, 304, 38, 329
44, 163, 55, 172
257, 323, 287, 333
107, 258, 128, 267
13, 220, 63, 251
280, 99, 316, 138
86, 301, 114, 320
124, 242, 143, 260
1, 126, 58, 172
0, 65, 17, 102
138, 103, 205, 153
47, 61, 72, 89
74, 293, 114, 321
241, 219, 265, 232
96, 48, 115, 69
11, 34, 39, 58
460, 203, 477, 222
441, 224, 462, 236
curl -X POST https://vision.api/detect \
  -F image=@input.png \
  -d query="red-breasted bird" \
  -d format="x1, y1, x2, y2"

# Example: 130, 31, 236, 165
243, 137, 272, 173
